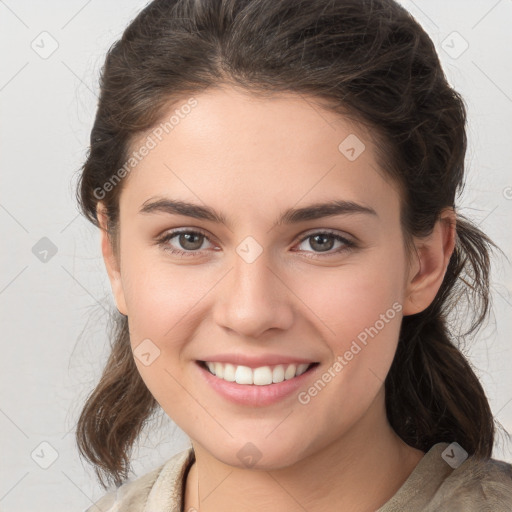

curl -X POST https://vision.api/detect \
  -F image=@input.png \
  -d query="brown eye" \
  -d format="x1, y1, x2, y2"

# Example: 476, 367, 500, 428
307, 234, 336, 252
295, 231, 356, 257
176, 232, 205, 251
157, 229, 214, 257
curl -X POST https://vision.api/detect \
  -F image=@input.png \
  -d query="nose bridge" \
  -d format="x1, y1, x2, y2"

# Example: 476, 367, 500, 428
233, 247, 274, 302
214, 242, 294, 338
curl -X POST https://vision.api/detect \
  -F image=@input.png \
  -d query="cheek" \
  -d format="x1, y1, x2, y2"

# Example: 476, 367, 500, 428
295, 254, 405, 343
120, 254, 202, 411
119, 249, 223, 384
291, 249, 406, 399
121, 247, 207, 331
291, 264, 405, 430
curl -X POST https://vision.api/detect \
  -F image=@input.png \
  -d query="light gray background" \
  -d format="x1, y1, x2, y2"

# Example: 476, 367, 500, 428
0, 1, 511, 510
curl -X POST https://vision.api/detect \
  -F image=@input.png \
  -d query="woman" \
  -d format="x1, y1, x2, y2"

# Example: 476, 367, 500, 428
76, 0, 512, 510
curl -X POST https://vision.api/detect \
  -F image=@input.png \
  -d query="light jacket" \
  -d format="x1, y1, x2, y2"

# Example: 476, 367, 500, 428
86, 442, 512, 511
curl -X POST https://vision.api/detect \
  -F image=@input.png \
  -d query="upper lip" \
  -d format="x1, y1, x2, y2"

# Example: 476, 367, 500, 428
198, 353, 317, 368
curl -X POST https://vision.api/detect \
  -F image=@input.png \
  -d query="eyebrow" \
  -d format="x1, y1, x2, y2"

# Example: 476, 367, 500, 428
139, 197, 378, 229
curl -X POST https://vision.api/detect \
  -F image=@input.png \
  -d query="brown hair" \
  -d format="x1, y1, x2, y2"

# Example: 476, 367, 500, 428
75, 0, 505, 489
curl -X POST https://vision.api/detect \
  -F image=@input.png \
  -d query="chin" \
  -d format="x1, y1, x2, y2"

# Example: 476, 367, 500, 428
203, 437, 310, 471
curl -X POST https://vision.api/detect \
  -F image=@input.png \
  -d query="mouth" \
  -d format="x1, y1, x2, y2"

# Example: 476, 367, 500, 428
197, 360, 320, 386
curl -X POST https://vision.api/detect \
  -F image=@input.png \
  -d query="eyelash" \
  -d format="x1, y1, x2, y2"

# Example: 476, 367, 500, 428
155, 228, 357, 259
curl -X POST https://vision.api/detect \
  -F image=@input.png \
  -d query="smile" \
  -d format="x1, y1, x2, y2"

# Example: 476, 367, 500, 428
196, 359, 320, 406
200, 361, 317, 385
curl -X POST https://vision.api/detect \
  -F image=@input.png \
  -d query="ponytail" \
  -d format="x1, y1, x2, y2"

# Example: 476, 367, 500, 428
75, 318, 158, 488
386, 214, 501, 458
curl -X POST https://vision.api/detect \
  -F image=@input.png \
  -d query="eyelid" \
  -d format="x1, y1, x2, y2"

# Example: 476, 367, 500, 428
296, 227, 355, 244
155, 227, 217, 255
156, 226, 212, 241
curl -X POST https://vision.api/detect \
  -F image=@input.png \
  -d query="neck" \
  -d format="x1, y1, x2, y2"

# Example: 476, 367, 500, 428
184, 389, 424, 512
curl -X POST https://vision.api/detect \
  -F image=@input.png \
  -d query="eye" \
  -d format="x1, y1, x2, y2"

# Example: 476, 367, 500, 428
156, 229, 214, 258
294, 230, 356, 258
156, 228, 356, 258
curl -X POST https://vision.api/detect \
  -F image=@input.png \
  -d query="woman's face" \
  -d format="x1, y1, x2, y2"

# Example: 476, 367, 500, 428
102, 86, 417, 469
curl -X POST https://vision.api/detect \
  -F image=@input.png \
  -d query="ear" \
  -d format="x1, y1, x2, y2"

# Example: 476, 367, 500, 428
97, 203, 128, 316
402, 208, 456, 316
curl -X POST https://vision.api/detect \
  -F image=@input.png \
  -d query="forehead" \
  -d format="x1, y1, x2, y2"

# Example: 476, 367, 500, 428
119, 86, 400, 225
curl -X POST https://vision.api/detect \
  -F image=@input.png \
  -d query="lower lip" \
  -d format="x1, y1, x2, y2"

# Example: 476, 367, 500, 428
196, 362, 319, 407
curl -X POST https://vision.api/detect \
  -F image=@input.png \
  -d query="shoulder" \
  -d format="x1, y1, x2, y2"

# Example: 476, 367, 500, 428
85, 448, 193, 512
426, 454, 512, 512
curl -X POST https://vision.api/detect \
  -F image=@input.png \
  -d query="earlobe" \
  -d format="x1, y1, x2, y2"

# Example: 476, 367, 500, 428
97, 204, 128, 316
402, 209, 456, 316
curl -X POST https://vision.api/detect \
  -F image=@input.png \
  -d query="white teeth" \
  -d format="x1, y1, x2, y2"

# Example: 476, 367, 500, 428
272, 365, 285, 383
253, 366, 273, 385
204, 361, 313, 385
284, 364, 297, 380
296, 363, 309, 376
223, 363, 236, 382
214, 362, 224, 379
235, 365, 253, 385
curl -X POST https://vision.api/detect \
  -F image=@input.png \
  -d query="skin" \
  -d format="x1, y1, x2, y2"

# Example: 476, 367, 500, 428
98, 85, 456, 512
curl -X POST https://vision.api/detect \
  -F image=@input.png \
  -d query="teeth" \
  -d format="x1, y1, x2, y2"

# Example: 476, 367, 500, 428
223, 363, 236, 382
296, 363, 310, 376
214, 362, 224, 379
204, 361, 313, 385
272, 365, 285, 383
235, 365, 253, 385
284, 364, 296, 380
254, 366, 273, 385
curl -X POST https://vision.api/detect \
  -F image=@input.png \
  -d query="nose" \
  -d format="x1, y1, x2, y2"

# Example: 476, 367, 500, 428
213, 250, 295, 340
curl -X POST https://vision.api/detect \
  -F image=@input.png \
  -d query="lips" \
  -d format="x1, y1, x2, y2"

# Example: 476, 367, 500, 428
196, 359, 320, 406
